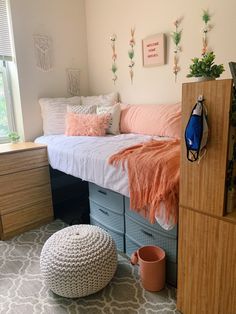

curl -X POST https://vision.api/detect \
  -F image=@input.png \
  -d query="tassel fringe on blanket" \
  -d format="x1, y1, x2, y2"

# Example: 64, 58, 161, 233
109, 139, 180, 226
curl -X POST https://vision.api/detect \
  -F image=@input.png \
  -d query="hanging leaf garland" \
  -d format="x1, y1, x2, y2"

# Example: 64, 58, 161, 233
110, 34, 118, 84
128, 28, 135, 83
171, 19, 182, 82
202, 9, 211, 56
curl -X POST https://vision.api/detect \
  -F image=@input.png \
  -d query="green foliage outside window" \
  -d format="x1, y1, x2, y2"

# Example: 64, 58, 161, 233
0, 73, 9, 136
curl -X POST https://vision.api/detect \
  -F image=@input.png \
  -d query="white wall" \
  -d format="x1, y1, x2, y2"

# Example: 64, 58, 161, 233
85, 0, 236, 104
10, 0, 89, 140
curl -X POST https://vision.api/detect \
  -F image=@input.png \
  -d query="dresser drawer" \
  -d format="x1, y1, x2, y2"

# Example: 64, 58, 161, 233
125, 235, 177, 287
90, 200, 124, 233
125, 197, 178, 238
1, 199, 53, 237
89, 183, 124, 214
0, 167, 50, 196
0, 147, 48, 175
0, 184, 52, 215
125, 214, 177, 263
90, 216, 125, 252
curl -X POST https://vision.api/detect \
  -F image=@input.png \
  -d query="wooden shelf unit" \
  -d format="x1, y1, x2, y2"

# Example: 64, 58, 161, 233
0, 142, 54, 239
177, 79, 236, 314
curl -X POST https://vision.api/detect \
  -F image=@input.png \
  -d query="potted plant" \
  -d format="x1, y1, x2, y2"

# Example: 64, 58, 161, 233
8, 131, 20, 143
187, 51, 224, 80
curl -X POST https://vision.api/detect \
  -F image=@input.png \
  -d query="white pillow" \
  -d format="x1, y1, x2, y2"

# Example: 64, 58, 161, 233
97, 103, 121, 135
81, 92, 118, 107
39, 97, 81, 135
67, 104, 96, 114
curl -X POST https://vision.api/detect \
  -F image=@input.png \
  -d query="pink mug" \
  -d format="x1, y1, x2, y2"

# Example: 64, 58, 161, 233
131, 245, 166, 292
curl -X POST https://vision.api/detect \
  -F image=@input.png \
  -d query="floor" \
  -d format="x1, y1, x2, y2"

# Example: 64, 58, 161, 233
0, 220, 179, 314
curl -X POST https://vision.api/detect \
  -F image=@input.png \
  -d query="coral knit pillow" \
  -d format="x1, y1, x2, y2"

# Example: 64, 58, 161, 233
65, 112, 110, 136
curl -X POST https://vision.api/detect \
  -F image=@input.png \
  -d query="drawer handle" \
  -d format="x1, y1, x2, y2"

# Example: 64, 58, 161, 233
141, 229, 153, 237
98, 190, 107, 196
98, 208, 109, 216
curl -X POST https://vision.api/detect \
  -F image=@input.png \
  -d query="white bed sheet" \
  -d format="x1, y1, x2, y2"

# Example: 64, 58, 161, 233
35, 133, 163, 197
35, 133, 175, 230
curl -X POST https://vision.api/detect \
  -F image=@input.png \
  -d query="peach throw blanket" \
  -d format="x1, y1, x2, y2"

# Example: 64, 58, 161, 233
109, 139, 180, 225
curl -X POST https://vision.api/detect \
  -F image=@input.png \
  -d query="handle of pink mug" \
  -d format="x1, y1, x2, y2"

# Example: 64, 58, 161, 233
130, 251, 139, 265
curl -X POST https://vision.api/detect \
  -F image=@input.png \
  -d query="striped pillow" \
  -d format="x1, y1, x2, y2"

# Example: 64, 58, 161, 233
39, 97, 81, 135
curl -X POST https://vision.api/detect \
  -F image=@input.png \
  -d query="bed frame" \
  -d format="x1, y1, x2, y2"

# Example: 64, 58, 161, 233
49, 167, 89, 224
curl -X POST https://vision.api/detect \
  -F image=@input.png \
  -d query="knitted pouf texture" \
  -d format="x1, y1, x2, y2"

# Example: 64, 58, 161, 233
40, 224, 117, 298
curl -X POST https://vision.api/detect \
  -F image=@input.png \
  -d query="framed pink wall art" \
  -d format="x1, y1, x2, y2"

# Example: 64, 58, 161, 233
142, 33, 166, 67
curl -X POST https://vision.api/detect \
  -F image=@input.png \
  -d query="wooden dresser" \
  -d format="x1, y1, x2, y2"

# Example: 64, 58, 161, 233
0, 142, 54, 239
177, 79, 236, 314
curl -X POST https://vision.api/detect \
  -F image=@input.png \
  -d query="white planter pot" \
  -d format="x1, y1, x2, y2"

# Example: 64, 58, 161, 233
197, 77, 215, 82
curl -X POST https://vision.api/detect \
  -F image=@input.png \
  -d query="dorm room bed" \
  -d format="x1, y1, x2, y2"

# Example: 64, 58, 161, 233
35, 133, 178, 286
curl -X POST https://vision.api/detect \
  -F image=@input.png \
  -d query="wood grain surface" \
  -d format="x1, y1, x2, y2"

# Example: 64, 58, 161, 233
0, 143, 53, 239
177, 207, 236, 314
180, 79, 232, 217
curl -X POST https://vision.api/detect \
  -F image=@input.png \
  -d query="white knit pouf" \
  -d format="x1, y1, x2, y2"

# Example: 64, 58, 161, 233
40, 224, 117, 298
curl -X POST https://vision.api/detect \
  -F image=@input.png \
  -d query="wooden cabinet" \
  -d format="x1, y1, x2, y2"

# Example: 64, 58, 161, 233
178, 207, 236, 314
177, 79, 236, 314
0, 142, 54, 239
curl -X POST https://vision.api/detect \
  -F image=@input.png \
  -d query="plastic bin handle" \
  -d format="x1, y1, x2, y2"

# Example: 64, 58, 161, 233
98, 208, 109, 216
98, 190, 107, 195
141, 229, 153, 237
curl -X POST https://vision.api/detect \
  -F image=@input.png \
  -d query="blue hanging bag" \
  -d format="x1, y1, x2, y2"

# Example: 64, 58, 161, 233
185, 96, 208, 162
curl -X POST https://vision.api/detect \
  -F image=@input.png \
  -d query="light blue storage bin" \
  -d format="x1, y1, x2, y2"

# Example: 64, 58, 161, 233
89, 183, 124, 214
90, 200, 124, 233
90, 215, 125, 252
125, 214, 177, 263
125, 235, 177, 287
124, 197, 178, 238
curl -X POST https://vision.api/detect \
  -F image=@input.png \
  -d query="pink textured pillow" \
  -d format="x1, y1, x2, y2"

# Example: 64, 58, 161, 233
65, 112, 110, 136
120, 103, 181, 138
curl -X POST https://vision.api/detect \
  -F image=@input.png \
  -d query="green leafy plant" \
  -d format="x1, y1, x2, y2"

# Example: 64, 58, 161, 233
187, 52, 225, 78
8, 131, 20, 143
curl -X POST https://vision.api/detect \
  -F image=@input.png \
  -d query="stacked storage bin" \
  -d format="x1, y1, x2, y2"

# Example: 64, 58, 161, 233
89, 183, 125, 251
125, 197, 177, 286
89, 183, 177, 286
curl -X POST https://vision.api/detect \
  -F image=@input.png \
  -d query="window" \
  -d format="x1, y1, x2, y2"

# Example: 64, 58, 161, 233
0, 60, 15, 141
0, 0, 15, 143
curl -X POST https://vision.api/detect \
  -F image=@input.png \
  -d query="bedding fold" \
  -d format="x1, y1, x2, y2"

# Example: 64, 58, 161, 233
109, 139, 180, 225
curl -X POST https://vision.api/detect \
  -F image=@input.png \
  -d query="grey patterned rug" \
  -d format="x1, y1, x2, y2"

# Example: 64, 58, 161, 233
0, 220, 178, 314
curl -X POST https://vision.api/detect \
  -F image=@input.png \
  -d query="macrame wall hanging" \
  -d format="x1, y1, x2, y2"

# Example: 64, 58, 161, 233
66, 68, 80, 96
33, 34, 53, 72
